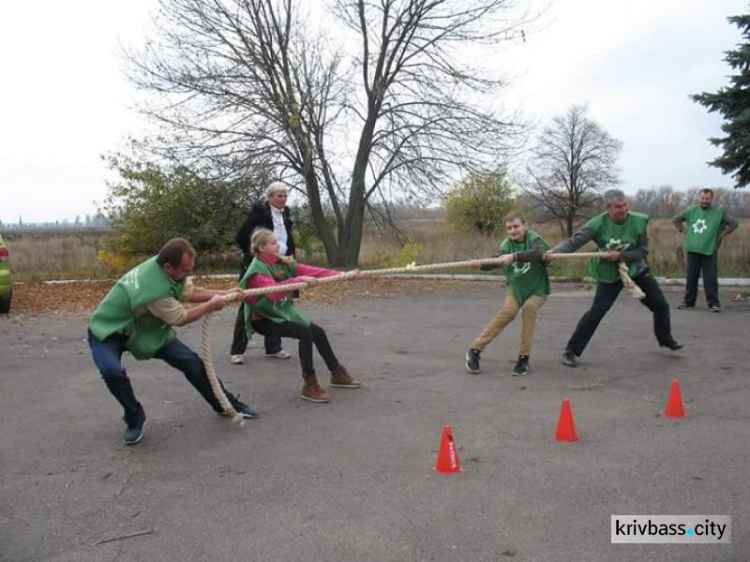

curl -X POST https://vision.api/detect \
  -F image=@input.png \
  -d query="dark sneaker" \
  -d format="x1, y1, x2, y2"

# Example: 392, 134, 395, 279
676, 302, 694, 309
513, 355, 530, 376
330, 365, 361, 388
465, 349, 481, 374
122, 411, 147, 446
301, 378, 330, 403
562, 351, 578, 368
659, 340, 684, 351
220, 401, 259, 419
708, 304, 722, 313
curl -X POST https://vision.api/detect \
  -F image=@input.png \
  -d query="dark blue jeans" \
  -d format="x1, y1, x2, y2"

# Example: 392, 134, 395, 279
88, 330, 237, 423
684, 251, 719, 307
565, 270, 673, 357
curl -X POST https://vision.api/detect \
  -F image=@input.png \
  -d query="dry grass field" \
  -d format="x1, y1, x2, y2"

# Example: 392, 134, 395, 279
358, 219, 750, 278
3, 218, 749, 281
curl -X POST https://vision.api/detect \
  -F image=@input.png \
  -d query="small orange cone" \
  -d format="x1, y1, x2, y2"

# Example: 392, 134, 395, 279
554, 398, 580, 442
664, 379, 687, 418
434, 425, 464, 474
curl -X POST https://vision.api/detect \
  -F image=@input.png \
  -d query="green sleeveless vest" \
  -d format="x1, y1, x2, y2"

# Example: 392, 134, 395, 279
89, 256, 185, 359
240, 257, 309, 338
499, 230, 550, 305
586, 211, 649, 283
684, 205, 725, 256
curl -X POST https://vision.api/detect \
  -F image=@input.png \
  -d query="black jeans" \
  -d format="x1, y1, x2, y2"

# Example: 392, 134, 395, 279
565, 270, 673, 357
251, 319, 339, 379
230, 258, 282, 355
684, 251, 719, 307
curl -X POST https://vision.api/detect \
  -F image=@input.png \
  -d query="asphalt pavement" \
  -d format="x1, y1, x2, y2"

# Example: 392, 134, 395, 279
1, 281, 748, 561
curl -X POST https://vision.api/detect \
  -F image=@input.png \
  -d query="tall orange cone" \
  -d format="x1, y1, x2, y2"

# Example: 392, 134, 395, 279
664, 379, 686, 418
434, 424, 464, 474
554, 398, 580, 442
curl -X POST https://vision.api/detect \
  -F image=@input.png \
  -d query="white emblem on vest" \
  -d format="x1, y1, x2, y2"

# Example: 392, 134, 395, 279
512, 261, 531, 275
692, 218, 708, 234
605, 238, 630, 251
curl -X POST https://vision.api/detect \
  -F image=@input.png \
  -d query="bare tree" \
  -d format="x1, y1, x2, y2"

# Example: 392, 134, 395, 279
633, 187, 660, 217
125, 0, 528, 265
522, 105, 622, 236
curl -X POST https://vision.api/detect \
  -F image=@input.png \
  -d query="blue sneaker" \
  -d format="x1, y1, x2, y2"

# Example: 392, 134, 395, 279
122, 411, 147, 445
220, 400, 259, 419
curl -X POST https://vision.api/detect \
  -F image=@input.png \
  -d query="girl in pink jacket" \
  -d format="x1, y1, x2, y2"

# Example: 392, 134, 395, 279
240, 228, 361, 403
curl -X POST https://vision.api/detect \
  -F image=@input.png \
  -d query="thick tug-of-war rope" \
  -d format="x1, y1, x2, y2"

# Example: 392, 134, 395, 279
202, 252, 643, 426
544, 253, 646, 300
220, 253, 644, 301
200, 312, 245, 426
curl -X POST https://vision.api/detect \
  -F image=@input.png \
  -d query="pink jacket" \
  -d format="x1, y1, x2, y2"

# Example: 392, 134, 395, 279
245, 254, 339, 303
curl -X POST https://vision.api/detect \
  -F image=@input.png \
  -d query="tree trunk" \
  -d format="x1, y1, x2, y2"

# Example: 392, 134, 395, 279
341, 112, 379, 267
566, 213, 574, 237
303, 168, 344, 265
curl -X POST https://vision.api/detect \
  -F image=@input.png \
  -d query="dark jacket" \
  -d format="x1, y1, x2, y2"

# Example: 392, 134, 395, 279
236, 202, 296, 269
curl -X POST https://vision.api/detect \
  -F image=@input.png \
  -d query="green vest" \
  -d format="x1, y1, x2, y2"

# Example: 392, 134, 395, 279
586, 212, 649, 283
499, 230, 550, 305
89, 256, 185, 359
684, 205, 725, 256
240, 257, 309, 338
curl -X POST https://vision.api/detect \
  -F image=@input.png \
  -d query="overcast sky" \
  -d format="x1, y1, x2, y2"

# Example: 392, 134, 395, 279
0, 0, 745, 224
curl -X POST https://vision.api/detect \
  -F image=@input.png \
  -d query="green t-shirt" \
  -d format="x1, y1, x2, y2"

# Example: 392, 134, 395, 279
684, 205, 725, 256
240, 257, 309, 338
499, 230, 550, 305
586, 211, 649, 283
89, 256, 185, 359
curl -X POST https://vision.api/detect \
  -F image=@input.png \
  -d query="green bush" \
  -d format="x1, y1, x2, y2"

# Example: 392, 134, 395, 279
100, 153, 256, 259
443, 172, 518, 235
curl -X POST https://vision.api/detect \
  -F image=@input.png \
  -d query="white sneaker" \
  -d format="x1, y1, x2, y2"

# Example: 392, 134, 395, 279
230, 354, 245, 365
247, 337, 257, 348
265, 350, 291, 360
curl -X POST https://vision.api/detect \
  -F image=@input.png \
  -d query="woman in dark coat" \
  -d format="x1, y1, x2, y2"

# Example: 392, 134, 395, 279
230, 182, 296, 363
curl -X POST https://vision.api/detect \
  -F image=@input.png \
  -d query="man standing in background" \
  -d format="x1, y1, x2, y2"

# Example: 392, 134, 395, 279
672, 188, 739, 312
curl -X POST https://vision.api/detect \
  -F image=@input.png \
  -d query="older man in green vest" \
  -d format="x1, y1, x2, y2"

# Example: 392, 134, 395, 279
672, 188, 739, 312
88, 238, 258, 445
549, 189, 683, 368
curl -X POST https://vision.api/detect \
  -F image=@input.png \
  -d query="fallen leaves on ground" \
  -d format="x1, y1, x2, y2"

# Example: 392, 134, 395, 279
10, 277, 492, 315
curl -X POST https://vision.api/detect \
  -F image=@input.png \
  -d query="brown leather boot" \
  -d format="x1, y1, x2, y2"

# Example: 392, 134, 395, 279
300, 377, 330, 403
330, 365, 361, 388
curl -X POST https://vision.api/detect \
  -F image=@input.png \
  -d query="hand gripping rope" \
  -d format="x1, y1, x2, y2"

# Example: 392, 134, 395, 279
201, 253, 643, 426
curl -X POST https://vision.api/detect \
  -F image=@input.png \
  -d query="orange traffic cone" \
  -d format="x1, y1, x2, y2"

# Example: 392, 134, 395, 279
434, 424, 464, 474
554, 398, 580, 442
664, 379, 686, 418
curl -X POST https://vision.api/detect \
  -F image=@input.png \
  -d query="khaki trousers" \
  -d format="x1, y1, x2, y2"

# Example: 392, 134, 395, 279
470, 292, 547, 356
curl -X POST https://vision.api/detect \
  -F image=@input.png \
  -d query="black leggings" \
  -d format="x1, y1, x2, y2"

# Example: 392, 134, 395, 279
251, 319, 339, 379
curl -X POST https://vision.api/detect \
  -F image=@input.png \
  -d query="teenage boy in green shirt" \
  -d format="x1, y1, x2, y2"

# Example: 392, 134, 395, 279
465, 213, 551, 376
